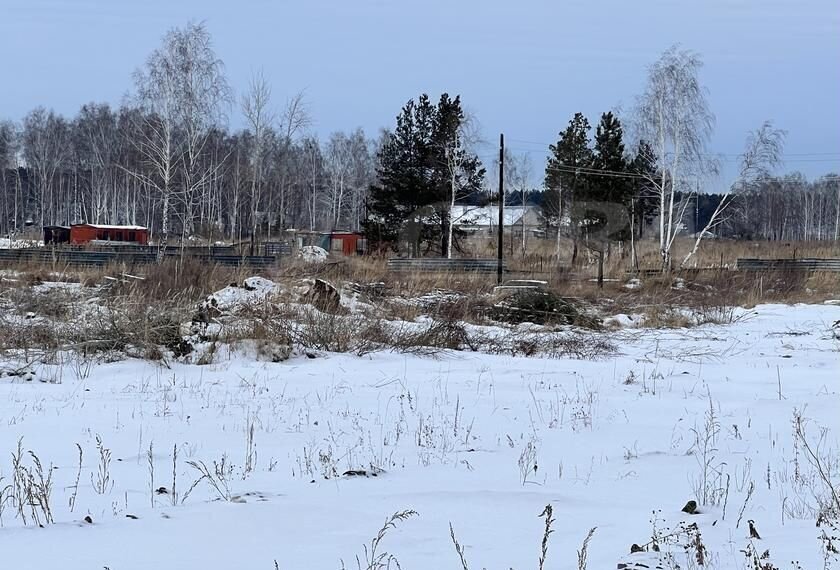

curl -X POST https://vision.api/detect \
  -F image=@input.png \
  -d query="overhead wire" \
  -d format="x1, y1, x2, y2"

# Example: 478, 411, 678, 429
501, 138, 840, 163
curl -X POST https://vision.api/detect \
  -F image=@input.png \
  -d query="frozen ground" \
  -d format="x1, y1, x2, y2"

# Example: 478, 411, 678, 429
0, 303, 838, 569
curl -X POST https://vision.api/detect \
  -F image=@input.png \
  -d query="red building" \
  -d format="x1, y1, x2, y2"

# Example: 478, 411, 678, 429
286, 230, 367, 256
329, 232, 366, 255
69, 224, 149, 245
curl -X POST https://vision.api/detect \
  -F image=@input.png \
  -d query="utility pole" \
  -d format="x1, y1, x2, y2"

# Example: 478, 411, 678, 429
497, 133, 504, 284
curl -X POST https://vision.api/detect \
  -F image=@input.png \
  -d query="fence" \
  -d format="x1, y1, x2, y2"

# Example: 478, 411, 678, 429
736, 258, 840, 272
387, 258, 505, 273
0, 248, 277, 269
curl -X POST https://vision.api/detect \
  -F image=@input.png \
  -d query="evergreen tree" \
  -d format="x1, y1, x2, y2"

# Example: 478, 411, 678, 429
366, 93, 483, 255
589, 112, 632, 240
543, 112, 593, 262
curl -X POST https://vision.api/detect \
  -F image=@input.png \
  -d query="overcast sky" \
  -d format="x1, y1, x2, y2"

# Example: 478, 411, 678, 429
2, 0, 839, 186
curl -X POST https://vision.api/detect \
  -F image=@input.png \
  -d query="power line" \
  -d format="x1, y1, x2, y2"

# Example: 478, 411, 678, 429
502, 146, 840, 163
544, 164, 649, 180
478, 153, 651, 179
482, 156, 840, 183
503, 137, 840, 161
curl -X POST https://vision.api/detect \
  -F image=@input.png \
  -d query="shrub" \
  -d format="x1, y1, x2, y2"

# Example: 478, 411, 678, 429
491, 290, 600, 328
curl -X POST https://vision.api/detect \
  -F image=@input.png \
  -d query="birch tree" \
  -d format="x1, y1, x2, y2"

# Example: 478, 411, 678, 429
22, 108, 70, 227
506, 151, 533, 255
275, 92, 310, 234
241, 71, 275, 249
131, 21, 230, 245
635, 45, 715, 271
74, 103, 120, 224
0, 121, 20, 236
438, 105, 483, 258
442, 124, 467, 258
325, 131, 352, 229
680, 121, 785, 267
346, 129, 375, 231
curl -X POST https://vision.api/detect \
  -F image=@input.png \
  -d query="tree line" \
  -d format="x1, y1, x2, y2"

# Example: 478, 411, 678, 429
0, 23, 379, 246
0, 24, 837, 267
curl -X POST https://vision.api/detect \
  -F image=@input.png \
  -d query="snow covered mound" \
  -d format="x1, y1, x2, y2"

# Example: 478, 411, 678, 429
298, 245, 328, 263
201, 276, 280, 313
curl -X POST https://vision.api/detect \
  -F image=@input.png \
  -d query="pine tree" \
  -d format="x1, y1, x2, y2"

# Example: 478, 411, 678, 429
366, 93, 483, 255
589, 112, 632, 240
365, 96, 433, 254
543, 112, 593, 262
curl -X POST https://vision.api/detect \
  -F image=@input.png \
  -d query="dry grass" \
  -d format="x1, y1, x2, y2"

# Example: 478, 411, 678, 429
2, 237, 837, 310
0, 237, 835, 364
264, 239, 839, 316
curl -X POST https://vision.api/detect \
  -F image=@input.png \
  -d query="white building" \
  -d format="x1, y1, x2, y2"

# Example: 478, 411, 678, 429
451, 205, 544, 236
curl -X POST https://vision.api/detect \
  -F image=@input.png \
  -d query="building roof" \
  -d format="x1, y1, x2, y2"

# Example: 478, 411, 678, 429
73, 224, 148, 231
451, 205, 538, 227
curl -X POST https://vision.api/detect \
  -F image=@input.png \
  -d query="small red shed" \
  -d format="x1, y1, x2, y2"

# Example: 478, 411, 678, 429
329, 232, 366, 255
70, 224, 149, 245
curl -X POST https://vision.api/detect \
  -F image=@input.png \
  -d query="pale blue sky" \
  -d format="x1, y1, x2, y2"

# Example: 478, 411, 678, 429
2, 0, 839, 184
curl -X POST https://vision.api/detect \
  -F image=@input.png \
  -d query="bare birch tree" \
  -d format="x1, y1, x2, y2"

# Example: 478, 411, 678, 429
74, 104, 120, 224
442, 112, 482, 258
241, 70, 275, 250
131, 21, 230, 245
0, 121, 20, 236
635, 45, 715, 270
325, 131, 352, 229
275, 91, 311, 234
680, 122, 785, 267
506, 151, 533, 255
22, 108, 70, 227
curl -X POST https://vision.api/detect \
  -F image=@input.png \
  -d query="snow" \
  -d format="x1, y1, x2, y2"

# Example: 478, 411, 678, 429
201, 276, 281, 312
604, 313, 642, 328
0, 304, 838, 569
76, 224, 147, 231
0, 237, 42, 248
298, 245, 328, 263
624, 278, 642, 289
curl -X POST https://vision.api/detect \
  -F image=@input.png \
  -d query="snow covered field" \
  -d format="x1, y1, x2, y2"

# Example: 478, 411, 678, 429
1, 302, 838, 569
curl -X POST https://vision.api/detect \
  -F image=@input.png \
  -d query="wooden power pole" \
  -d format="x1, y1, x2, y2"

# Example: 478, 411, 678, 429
497, 133, 504, 284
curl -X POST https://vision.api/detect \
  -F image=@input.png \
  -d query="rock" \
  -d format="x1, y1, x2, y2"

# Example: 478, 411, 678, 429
630, 544, 644, 553
309, 279, 342, 314
681, 500, 698, 514
84, 515, 93, 524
